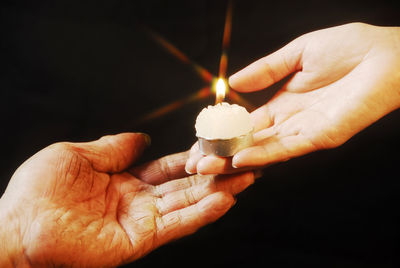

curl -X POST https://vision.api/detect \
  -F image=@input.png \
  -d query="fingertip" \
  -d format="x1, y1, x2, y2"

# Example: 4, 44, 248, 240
81, 132, 151, 173
197, 155, 229, 175
185, 145, 203, 174
240, 172, 256, 192
228, 171, 255, 195
249, 106, 274, 133
185, 158, 197, 175
228, 73, 239, 89
232, 146, 266, 169
253, 169, 264, 180
114, 132, 151, 152
245, 171, 256, 185
196, 158, 210, 175
131, 132, 152, 156
228, 59, 272, 92
228, 69, 251, 92
217, 192, 235, 208
137, 133, 151, 147
189, 142, 199, 156
199, 192, 234, 214
232, 151, 245, 169
229, 41, 304, 93
184, 166, 194, 175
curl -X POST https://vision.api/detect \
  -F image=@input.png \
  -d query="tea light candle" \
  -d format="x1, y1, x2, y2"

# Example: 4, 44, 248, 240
195, 102, 254, 157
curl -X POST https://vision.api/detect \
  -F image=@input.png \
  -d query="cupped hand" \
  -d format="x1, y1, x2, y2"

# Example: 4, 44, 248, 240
0, 133, 254, 267
186, 23, 400, 174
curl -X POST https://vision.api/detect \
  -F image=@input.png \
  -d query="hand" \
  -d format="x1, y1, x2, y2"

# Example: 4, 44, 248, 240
186, 23, 400, 174
0, 133, 254, 267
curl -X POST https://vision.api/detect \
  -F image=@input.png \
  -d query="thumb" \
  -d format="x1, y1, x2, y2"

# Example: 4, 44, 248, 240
71, 132, 151, 173
229, 36, 305, 92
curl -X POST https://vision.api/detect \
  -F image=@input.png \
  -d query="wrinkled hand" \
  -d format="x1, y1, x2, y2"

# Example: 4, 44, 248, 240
186, 23, 400, 174
0, 133, 254, 267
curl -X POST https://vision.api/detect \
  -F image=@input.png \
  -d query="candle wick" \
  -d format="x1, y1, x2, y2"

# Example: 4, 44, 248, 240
215, 96, 224, 104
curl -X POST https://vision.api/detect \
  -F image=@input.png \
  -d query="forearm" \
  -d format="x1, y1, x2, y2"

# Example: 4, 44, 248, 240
386, 26, 400, 110
364, 26, 400, 121
0, 198, 31, 267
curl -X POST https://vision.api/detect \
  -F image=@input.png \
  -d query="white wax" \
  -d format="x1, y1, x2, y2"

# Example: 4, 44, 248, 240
195, 102, 253, 140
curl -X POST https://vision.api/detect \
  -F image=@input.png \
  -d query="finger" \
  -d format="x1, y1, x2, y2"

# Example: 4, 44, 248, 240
253, 127, 277, 144
154, 172, 254, 216
187, 138, 264, 175
185, 150, 203, 174
189, 142, 199, 156
187, 152, 253, 175
232, 134, 315, 168
130, 151, 190, 185
283, 71, 320, 92
155, 191, 234, 246
67, 133, 151, 173
250, 104, 275, 132
196, 155, 252, 174
197, 155, 231, 174
229, 36, 305, 92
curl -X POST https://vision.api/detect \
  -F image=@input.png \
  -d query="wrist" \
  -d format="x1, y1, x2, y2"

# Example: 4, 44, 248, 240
0, 197, 31, 267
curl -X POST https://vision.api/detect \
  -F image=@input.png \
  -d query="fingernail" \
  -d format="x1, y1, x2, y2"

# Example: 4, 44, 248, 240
185, 158, 195, 174
138, 133, 151, 147
253, 169, 264, 180
232, 155, 240, 168
232, 197, 238, 206
185, 164, 194, 175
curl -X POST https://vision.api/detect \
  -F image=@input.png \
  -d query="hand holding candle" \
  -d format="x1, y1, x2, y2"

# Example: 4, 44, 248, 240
186, 23, 400, 175
196, 102, 253, 157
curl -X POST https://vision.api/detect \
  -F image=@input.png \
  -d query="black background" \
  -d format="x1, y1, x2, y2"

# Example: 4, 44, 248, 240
1, 0, 400, 267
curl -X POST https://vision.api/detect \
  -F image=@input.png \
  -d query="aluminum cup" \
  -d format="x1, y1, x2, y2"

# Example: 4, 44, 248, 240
197, 130, 253, 157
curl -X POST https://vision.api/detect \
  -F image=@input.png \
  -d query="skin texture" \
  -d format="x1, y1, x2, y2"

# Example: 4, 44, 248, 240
0, 133, 254, 267
186, 23, 400, 175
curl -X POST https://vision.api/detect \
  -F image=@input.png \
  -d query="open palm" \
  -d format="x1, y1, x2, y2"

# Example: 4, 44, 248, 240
0, 133, 254, 267
186, 23, 400, 174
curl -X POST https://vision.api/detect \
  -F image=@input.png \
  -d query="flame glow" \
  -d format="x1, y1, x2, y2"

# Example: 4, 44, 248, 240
134, 0, 256, 125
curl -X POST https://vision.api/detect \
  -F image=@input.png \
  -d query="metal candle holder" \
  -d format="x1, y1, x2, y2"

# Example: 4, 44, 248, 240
197, 130, 253, 157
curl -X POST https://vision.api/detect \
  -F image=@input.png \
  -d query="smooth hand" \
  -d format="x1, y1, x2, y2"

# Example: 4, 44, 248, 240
0, 133, 254, 267
186, 23, 400, 174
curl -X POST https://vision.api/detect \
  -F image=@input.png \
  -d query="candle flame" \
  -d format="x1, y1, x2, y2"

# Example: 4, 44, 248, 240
215, 78, 227, 103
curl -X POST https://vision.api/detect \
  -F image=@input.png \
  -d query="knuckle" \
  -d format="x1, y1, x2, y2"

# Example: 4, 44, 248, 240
183, 188, 197, 206
188, 175, 199, 187
158, 157, 173, 180
48, 142, 73, 152
154, 197, 164, 215
153, 184, 163, 198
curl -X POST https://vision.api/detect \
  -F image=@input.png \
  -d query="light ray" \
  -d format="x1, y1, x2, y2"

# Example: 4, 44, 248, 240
144, 27, 214, 83
136, 87, 211, 124
218, 0, 233, 78
227, 90, 256, 111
